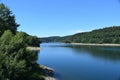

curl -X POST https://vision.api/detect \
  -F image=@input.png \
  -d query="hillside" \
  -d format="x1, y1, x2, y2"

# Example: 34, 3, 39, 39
41, 26, 120, 44
40, 36, 61, 42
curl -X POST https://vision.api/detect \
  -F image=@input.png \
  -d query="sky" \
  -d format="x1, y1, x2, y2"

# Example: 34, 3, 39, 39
1, 0, 120, 37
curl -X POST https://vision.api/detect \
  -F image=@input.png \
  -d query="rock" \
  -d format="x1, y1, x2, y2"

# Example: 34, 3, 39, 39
45, 77, 57, 80
40, 65, 54, 76
39, 65, 58, 80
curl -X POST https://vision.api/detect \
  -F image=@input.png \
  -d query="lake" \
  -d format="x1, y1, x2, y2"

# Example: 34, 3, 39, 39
37, 43, 120, 80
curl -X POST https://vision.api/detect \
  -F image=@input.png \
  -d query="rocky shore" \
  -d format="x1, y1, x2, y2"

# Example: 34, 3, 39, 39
45, 77, 57, 80
39, 65, 57, 80
27, 47, 57, 80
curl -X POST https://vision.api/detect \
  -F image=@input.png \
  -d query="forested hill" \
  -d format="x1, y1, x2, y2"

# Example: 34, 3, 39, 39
41, 26, 120, 44
40, 36, 61, 42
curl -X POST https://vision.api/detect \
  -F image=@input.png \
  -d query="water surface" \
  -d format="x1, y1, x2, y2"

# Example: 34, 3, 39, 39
37, 43, 120, 80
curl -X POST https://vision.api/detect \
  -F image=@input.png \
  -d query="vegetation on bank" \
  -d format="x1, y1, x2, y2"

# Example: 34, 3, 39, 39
17, 31, 41, 47
40, 26, 120, 44
0, 3, 44, 80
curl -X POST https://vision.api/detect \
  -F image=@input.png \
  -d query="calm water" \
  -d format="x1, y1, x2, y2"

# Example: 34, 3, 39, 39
37, 43, 120, 80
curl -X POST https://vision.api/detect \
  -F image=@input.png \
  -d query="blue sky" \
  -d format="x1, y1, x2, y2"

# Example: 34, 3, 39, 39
1, 0, 120, 37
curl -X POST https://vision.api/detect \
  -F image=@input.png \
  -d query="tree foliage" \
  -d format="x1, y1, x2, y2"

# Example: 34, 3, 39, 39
0, 3, 19, 36
0, 30, 44, 80
16, 31, 41, 47
62, 26, 120, 43
0, 30, 27, 80
0, 3, 43, 80
40, 36, 60, 43
41, 26, 120, 44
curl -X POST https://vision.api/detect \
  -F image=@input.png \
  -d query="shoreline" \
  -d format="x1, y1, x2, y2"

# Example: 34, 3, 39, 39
39, 65, 57, 80
27, 47, 57, 80
27, 46, 40, 51
70, 43, 120, 47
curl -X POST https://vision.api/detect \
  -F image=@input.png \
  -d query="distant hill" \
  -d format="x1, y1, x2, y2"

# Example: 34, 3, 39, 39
40, 36, 61, 42
40, 26, 120, 44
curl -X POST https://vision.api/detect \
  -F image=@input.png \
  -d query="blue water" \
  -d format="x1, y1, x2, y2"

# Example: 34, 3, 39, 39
37, 43, 120, 80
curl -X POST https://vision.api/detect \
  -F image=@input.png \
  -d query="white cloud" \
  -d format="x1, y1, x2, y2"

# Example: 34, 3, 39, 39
75, 30, 85, 33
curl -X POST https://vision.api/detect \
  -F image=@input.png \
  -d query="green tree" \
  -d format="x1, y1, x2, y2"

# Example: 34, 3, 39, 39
0, 30, 28, 80
16, 31, 41, 47
51, 26, 120, 44
0, 3, 19, 36
26, 35, 40, 47
0, 3, 44, 80
0, 30, 44, 80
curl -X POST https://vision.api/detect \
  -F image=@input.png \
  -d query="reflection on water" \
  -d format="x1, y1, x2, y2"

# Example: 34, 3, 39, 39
45, 43, 120, 61
69, 46, 120, 61
38, 43, 120, 80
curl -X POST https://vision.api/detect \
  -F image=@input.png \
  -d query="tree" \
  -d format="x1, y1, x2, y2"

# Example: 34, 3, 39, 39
26, 35, 40, 47
0, 30, 42, 80
0, 30, 28, 80
0, 3, 44, 80
0, 3, 19, 36
16, 31, 41, 47
50, 26, 120, 44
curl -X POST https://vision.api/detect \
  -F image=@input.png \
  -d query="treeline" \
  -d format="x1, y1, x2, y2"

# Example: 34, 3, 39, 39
0, 3, 40, 47
40, 36, 60, 42
18, 32, 41, 47
0, 3, 43, 80
62, 26, 120, 43
41, 26, 120, 44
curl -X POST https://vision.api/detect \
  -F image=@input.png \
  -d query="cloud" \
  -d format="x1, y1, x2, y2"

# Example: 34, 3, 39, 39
75, 30, 85, 33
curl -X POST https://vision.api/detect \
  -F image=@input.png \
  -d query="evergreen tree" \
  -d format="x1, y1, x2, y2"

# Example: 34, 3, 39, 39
0, 30, 43, 80
0, 3, 19, 36
0, 3, 43, 80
